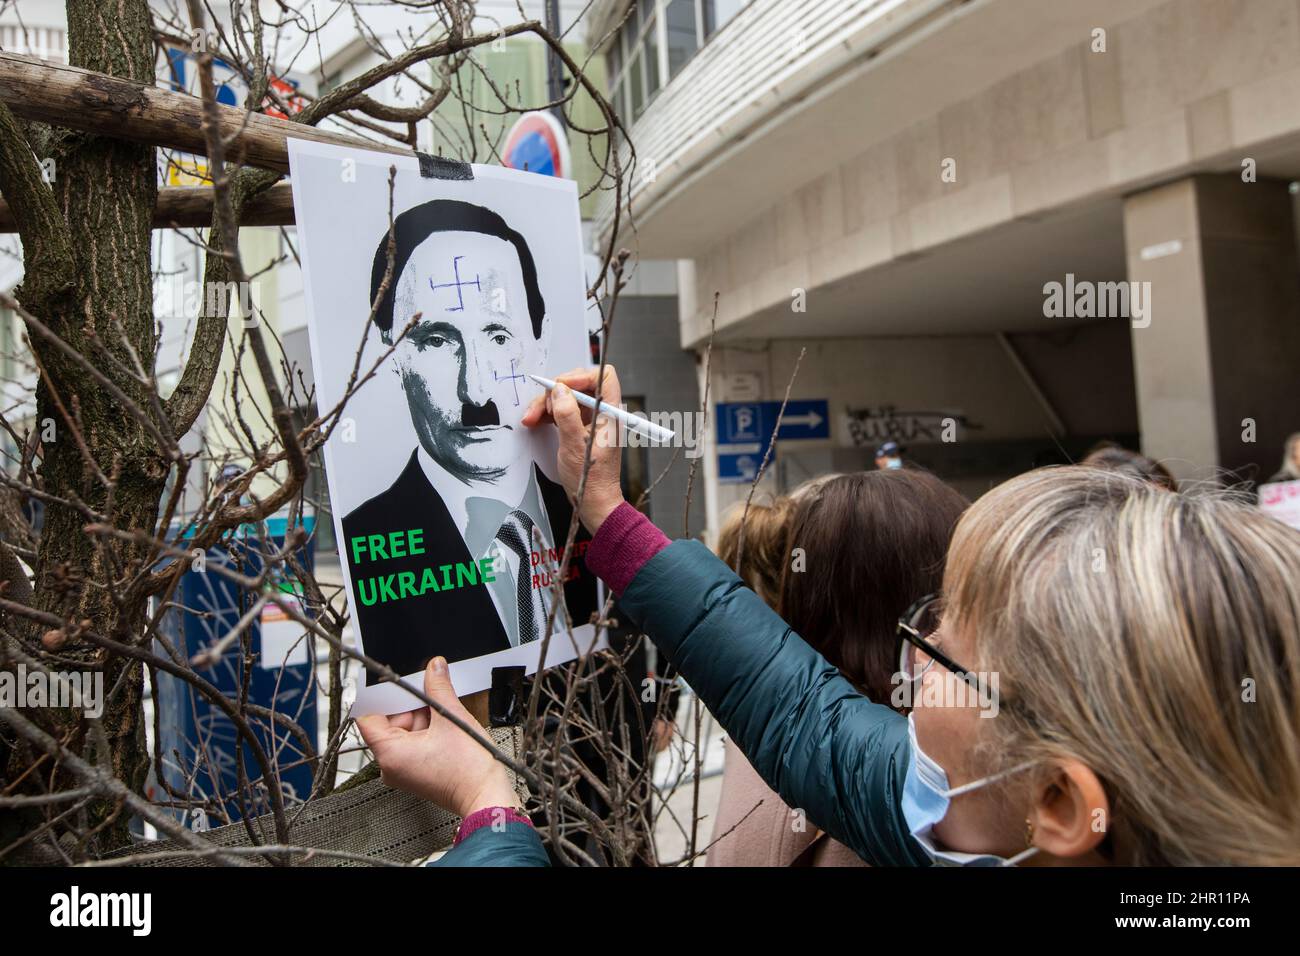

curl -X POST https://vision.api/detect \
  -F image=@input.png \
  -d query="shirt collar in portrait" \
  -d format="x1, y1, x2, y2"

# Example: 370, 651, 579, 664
415, 446, 551, 559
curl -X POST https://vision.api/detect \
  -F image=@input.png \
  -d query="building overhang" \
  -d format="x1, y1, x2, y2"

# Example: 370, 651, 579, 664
603, 0, 1178, 260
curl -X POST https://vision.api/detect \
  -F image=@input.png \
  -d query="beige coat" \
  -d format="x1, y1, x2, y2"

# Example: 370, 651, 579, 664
706, 739, 869, 867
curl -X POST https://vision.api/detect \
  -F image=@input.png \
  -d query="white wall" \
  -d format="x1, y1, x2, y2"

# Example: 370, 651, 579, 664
701, 323, 1140, 532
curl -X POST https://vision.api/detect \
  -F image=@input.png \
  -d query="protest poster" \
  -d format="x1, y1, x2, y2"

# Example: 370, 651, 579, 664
287, 139, 603, 716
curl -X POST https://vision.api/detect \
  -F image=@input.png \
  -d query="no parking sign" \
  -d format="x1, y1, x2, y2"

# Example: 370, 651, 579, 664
502, 111, 571, 178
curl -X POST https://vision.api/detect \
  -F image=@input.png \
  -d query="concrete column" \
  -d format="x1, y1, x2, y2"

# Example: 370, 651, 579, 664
1122, 175, 1300, 487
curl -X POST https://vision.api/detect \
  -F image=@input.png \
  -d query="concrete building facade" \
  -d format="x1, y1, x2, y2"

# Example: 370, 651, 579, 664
589, 0, 1300, 533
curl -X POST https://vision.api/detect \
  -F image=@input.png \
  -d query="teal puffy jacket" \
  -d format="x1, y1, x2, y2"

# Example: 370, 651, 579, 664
435, 539, 928, 867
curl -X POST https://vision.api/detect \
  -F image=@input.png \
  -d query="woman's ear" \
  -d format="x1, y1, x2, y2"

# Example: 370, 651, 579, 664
1028, 759, 1110, 861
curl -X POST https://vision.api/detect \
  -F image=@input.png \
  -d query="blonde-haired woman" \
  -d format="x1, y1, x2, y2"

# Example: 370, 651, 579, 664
713, 497, 793, 607
919, 467, 1300, 865
361, 368, 1300, 866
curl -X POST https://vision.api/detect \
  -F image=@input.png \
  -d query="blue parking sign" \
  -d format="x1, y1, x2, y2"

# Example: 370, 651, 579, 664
716, 400, 829, 483
720, 403, 765, 444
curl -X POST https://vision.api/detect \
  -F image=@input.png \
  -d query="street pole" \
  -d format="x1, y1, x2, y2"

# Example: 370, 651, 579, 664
544, 0, 565, 125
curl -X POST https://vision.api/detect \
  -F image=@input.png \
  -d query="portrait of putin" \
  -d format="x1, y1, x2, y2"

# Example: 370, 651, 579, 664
341, 199, 596, 683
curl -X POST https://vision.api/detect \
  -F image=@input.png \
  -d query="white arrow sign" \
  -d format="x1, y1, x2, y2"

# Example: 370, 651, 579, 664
779, 411, 823, 431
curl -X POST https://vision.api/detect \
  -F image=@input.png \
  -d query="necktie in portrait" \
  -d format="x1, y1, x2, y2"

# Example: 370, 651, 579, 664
493, 509, 550, 645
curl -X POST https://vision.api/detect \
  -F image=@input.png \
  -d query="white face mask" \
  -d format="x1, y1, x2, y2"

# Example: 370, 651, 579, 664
901, 713, 1038, 867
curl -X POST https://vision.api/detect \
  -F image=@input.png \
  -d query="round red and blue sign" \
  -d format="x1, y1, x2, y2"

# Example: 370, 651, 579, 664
502, 111, 571, 179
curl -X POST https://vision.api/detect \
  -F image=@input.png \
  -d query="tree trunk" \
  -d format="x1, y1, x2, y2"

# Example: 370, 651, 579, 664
8, 0, 162, 851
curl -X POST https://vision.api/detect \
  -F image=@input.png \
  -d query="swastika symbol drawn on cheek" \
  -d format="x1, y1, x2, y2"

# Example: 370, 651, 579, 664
494, 357, 527, 407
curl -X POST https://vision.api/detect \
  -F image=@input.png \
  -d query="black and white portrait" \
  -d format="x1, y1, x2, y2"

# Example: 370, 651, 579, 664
288, 141, 600, 716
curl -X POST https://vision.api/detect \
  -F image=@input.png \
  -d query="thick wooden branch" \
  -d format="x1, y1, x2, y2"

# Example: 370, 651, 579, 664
164, 165, 282, 437
0, 180, 295, 232
0, 98, 75, 304
343, 88, 450, 124
0, 51, 412, 174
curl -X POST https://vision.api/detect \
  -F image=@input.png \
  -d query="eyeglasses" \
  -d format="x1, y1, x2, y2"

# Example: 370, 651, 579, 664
896, 593, 995, 703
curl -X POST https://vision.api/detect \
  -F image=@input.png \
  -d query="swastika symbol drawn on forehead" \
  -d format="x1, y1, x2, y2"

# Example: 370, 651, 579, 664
429, 255, 482, 312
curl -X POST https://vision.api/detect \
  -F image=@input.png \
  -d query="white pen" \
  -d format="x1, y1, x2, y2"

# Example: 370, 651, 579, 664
527, 373, 677, 444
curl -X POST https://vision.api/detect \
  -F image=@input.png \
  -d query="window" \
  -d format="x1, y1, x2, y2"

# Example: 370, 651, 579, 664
608, 41, 622, 90
606, 1, 750, 121
665, 0, 699, 78
703, 0, 747, 39
611, 2, 660, 120
620, 18, 634, 64
618, 77, 631, 123
628, 49, 644, 117
644, 14, 661, 100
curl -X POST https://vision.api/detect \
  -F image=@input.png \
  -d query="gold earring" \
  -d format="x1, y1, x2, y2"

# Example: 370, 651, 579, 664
1025, 817, 1035, 848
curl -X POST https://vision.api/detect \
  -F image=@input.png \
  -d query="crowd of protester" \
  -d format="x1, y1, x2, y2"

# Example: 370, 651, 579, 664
357, 366, 1300, 867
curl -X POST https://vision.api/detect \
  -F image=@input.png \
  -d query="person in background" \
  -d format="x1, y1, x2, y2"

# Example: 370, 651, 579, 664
708, 470, 967, 866
707, 494, 799, 863
362, 367, 1300, 867
1081, 441, 1178, 491
1268, 432, 1300, 484
713, 497, 793, 605
787, 471, 843, 502
874, 440, 904, 471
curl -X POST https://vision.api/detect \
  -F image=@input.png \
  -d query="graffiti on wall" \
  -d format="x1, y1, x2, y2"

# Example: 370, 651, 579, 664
842, 406, 982, 448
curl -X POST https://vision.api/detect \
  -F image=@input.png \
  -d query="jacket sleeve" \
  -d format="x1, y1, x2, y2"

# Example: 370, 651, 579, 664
616, 539, 928, 867
428, 821, 550, 867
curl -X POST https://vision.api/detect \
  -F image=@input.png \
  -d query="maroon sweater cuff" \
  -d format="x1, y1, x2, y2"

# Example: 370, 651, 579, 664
454, 806, 532, 845
585, 502, 671, 597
